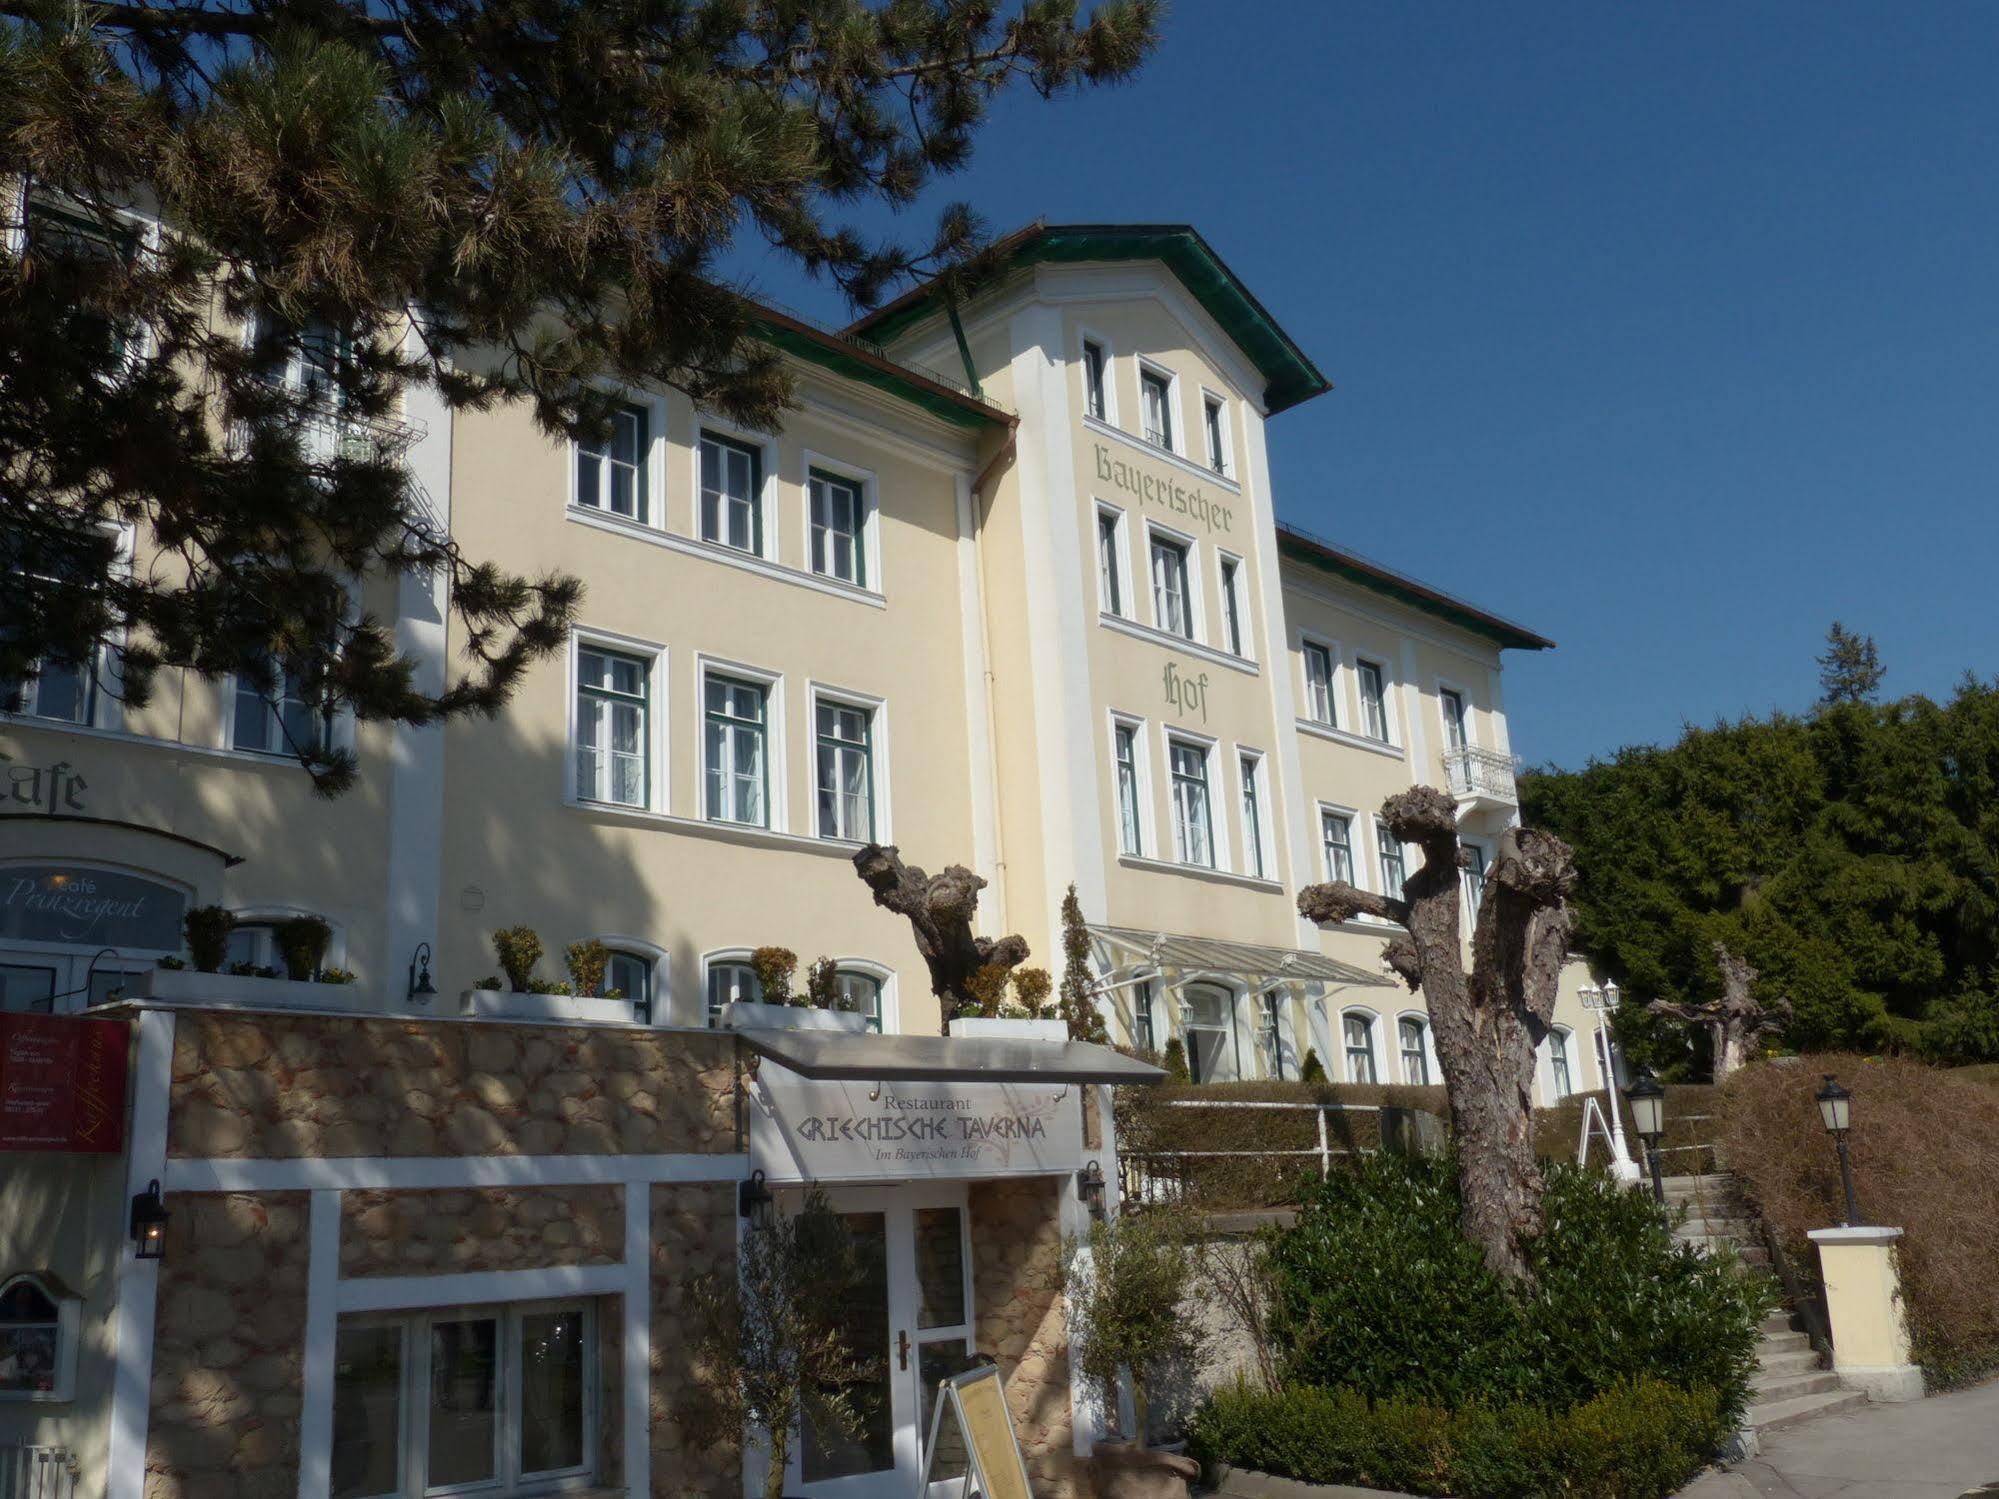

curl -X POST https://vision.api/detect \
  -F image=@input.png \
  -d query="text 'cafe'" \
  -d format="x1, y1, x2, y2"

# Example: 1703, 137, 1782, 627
0, 982, 1159, 1499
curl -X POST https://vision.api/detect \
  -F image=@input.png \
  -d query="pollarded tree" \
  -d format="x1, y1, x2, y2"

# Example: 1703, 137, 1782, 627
0, 0, 1160, 792
1297, 785, 1576, 1286
852, 843, 1027, 1031
1646, 942, 1790, 1082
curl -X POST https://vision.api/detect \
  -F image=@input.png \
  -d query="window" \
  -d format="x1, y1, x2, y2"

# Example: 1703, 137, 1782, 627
1168, 739, 1213, 868
1150, 534, 1192, 639
254, 315, 351, 405
24, 190, 142, 365
1131, 978, 1156, 1053
706, 960, 760, 1025
699, 431, 763, 554
1219, 556, 1246, 656
574, 648, 648, 807
1399, 1017, 1431, 1085
1096, 508, 1125, 616
329, 1301, 594, 1499
1376, 819, 1407, 897
1260, 990, 1285, 1079
3, 533, 107, 729
1302, 642, 1335, 726
1238, 754, 1265, 880
836, 969, 884, 1033
1113, 721, 1144, 857
0, 1272, 78, 1401
1440, 687, 1469, 752
1357, 659, 1391, 743
1140, 368, 1174, 449
809, 469, 867, 586
814, 699, 874, 842
1549, 1029, 1575, 1101
1343, 1012, 1378, 1084
1204, 395, 1229, 476
222, 922, 298, 977
575, 402, 648, 522
1462, 843, 1488, 923
233, 661, 332, 757
1321, 811, 1354, 884
605, 949, 655, 1024
704, 674, 768, 826
1082, 339, 1109, 422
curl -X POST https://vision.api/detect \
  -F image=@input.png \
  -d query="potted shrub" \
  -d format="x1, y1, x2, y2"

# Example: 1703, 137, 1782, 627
949, 965, 1069, 1041
183, 906, 235, 973
566, 939, 609, 998
492, 926, 543, 991
275, 916, 332, 982
1064, 1211, 1206, 1499
721, 947, 869, 1032
750, 946, 798, 1004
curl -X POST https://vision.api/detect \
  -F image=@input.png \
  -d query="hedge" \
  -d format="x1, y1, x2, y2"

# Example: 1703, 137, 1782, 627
1531, 1083, 1721, 1175
1189, 1378, 1730, 1499
1719, 1053, 1999, 1388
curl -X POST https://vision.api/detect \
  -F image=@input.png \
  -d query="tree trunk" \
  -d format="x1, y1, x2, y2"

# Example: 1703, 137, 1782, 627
852, 844, 1029, 1030
1646, 942, 1789, 1082
1298, 787, 1574, 1286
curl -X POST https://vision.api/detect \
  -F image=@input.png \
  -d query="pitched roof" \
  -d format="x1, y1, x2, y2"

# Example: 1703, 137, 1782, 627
750, 304, 1012, 431
1278, 525, 1556, 652
847, 222, 1332, 415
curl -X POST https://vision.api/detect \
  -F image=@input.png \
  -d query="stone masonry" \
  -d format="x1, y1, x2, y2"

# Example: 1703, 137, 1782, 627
971, 1176, 1079, 1499
650, 1182, 741, 1499
339, 1185, 624, 1276
145, 1192, 309, 1499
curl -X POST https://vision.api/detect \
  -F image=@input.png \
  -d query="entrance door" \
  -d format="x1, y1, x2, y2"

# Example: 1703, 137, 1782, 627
792, 1184, 977, 1499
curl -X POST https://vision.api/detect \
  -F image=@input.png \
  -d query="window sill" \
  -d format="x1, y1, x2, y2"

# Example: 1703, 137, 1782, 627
1084, 416, 1242, 495
1097, 613, 1258, 676
565, 798, 858, 858
1295, 718, 1405, 761
566, 506, 887, 609
1115, 853, 1283, 893
0, 711, 357, 773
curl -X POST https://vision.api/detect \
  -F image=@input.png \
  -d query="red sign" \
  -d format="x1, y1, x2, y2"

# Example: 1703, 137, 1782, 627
0, 1013, 129, 1153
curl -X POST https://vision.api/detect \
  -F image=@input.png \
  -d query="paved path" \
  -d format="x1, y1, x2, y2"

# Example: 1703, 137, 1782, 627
1679, 1380, 1999, 1498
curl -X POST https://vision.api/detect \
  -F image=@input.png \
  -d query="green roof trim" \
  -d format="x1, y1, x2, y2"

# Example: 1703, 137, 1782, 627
1278, 527, 1555, 651
850, 223, 1332, 415
752, 309, 1008, 431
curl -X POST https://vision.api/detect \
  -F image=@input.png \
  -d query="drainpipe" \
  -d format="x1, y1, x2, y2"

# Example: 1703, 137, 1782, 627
964, 420, 1018, 928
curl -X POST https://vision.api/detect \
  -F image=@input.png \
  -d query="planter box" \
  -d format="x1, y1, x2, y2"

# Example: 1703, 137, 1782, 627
457, 989, 635, 1025
948, 1017, 1069, 1043
720, 1001, 870, 1033
131, 968, 375, 1013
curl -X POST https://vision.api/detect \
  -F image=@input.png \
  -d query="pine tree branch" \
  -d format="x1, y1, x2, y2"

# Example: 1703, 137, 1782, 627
1, 0, 403, 38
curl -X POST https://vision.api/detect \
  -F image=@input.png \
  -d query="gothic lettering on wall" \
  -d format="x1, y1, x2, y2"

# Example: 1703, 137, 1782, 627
0, 755, 87, 814
1094, 444, 1235, 533
1163, 662, 1210, 723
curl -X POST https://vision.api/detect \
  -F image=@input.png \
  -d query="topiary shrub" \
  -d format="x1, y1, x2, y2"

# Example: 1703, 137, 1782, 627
806, 956, 841, 1010
1161, 1037, 1190, 1083
492, 926, 543, 991
276, 915, 332, 981
1299, 1049, 1327, 1083
183, 905, 235, 973
565, 939, 609, 997
1265, 1151, 1767, 1423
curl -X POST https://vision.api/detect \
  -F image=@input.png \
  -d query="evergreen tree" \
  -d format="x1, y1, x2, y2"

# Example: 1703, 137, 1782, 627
1057, 882, 1109, 1044
0, 0, 1159, 791
1818, 621, 1885, 705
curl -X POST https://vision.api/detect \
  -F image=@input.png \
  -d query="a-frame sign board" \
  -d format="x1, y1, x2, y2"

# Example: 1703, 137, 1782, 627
921, 1363, 1033, 1499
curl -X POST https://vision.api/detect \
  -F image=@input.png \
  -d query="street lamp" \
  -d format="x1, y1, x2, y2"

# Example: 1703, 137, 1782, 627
1815, 1074, 1863, 1226
1626, 1068, 1667, 1204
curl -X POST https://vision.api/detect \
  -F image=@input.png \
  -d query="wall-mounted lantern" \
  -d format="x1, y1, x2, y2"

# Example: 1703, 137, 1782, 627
1077, 1160, 1107, 1221
406, 943, 437, 1005
738, 1168, 773, 1229
129, 1180, 170, 1261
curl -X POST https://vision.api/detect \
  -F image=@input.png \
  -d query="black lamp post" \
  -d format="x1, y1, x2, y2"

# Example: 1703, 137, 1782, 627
1626, 1068, 1667, 1204
1815, 1074, 1863, 1226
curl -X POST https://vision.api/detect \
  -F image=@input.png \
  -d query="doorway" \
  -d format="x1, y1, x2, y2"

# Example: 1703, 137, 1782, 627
790, 1183, 979, 1499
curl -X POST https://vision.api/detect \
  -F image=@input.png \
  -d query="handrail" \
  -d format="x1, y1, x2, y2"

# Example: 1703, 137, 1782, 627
1762, 1220, 1835, 1362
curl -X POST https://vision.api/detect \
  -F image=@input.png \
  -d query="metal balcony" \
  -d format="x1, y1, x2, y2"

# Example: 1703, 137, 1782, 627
1443, 744, 1519, 810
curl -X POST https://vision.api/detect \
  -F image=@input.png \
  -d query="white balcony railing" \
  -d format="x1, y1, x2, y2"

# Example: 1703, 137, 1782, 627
1443, 744, 1519, 806
0, 1446, 79, 1499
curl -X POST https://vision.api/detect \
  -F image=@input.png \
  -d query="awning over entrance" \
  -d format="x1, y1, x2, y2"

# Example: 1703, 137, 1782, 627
1087, 923, 1391, 988
735, 1028, 1166, 1086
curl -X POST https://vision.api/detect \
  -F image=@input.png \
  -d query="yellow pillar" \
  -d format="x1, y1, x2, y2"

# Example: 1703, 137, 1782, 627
1807, 1225, 1925, 1402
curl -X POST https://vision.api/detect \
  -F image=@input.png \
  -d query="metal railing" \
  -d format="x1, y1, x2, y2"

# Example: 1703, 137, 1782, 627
1443, 744, 1519, 804
1118, 1099, 1443, 1209
0, 1445, 79, 1499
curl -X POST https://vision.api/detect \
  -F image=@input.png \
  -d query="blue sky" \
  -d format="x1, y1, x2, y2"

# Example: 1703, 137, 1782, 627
727, 2, 1999, 769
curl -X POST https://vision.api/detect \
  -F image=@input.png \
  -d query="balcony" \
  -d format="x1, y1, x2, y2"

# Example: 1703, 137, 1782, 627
1444, 744, 1519, 812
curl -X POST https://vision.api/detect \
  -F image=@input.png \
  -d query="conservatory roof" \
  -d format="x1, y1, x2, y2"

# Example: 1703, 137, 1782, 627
1088, 925, 1390, 989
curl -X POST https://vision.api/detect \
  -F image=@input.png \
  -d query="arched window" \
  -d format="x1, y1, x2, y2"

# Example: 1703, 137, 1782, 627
605, 950, 655, 1025
703, 953, 761, 1027
1181, 984, 1233, 1083
0, 1273, 78, 1401
1342, 1010, 1378, 1085
834, 968, 884, 1033
1548, 1027, 1575, 1101
1398, 1015, 1431, 1085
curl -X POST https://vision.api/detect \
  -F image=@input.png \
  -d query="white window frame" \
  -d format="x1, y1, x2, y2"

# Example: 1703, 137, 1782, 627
696, 655, 785, 831
1094, 502, 1131, 619
1078, 329, 1118, 426
702, 948, 762, 1027
1546, 1025, 1578, 1102
1460, 839, 1490, 929
1355, 656, 1397, 746
592, 934, 668, 1024
1318, 803, 1358, 886
1436, 679, 1474, 752
221, 570, 360, 762
800, 449, 881, 593
1216, 550, 1250, 659
1340, 1006, 1383, 1086
565, 628, 667, 814
828, 957, 897, 1034
567, 386, 669, 529
1160, 725, 1229, 872
807, 681, 889, 846
1136, 359, 1180, 455
1372, 816, 1409, 900
0, 1271, 81, 1403
1200, 387, 1234, 479
222, 906, 350, 978
1299, 634, 1339, 728
13, 188, 161, 374
691, 417, 779, 562
1396, 1011, 1440, 1087
1144, 519, 1202, 644
2, 519, 132, 735
1109, 711, 1151, 859
1236, 749, 1270, 882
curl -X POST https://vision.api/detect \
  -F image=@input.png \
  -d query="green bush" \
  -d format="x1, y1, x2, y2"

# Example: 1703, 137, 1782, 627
1265, 1153, 1768, 1422
1188, 1377, 1728, 1499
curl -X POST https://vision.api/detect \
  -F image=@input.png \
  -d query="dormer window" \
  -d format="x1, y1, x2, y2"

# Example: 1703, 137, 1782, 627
0, 1273, 80, 1402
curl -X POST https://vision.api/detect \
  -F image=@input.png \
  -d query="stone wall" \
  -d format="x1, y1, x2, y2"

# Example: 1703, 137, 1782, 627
146, 1192, 309, 1499
650, 1183, 739, 1499
167, 1014, 739, 1158
339, 1186, 623, 1276
970, 1176, 1078, 1499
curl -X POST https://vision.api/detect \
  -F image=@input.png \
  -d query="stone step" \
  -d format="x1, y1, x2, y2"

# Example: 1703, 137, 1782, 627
1676, 1217, 1755, 1238
1661, 1173, 1734, 1193
1753, 1369, 1843, 1401
1759, 1330, 1812, 1357
1757, 1347, 1823, 1377
1761, 1310, 1805, 1336
1747, 1386, 1869, 1433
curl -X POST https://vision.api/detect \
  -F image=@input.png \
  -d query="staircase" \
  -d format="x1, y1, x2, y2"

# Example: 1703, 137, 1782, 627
1660, 1174, 1868, 1434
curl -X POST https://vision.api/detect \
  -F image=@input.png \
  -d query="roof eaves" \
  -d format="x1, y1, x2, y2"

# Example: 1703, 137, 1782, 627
1277, 526, 1556, 652
750, 305, 1010, 431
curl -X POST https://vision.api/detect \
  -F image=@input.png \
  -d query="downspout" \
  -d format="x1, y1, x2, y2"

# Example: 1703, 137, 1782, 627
967, 419, 1018, 927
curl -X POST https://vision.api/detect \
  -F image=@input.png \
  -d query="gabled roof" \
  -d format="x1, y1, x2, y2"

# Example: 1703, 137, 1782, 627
1278, 525, 1556, 652
847, 222, 1332, 415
